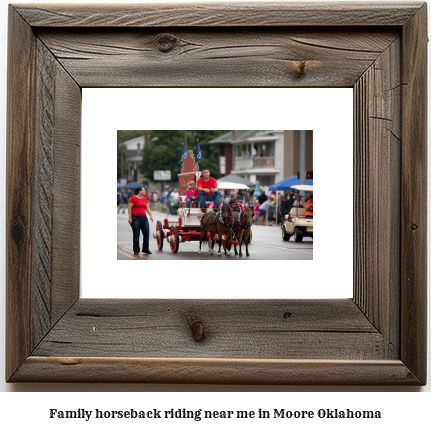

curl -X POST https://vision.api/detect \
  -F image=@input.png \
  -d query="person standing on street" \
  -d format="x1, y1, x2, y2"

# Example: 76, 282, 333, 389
258, 190, 268, 205
258, 198, 275, 224
120, 188, 128, 213
128, 187, 154, 255
286, 193, 295, 213
197, 168, 221, 210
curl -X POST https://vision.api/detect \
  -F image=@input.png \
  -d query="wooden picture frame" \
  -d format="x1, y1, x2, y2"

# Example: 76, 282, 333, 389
6, 2, 427, 385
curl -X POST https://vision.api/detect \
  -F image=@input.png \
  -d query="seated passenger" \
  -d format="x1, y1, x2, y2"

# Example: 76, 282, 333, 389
305, 194, 313, 218
197, 168, 221, 210
185, 180, 199, 208
231, 195, 245, 212
293, 195, 304, 208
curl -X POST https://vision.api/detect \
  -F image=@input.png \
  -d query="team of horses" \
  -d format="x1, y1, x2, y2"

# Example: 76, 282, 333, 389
198, 203, 253, 257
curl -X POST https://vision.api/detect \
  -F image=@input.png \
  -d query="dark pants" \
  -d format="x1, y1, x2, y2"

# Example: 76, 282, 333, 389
130, 215, 150, 253
186, 198, 199, 208
198, 191, 221, 208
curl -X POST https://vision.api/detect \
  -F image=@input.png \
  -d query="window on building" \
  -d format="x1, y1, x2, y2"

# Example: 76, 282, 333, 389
253, 142, 274, 157
236, 144, 246, 157
220, 156, 226, 174
256, 175, 276, 187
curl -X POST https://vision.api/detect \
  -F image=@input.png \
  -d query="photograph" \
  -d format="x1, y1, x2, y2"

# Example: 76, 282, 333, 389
117, 130, 313, 260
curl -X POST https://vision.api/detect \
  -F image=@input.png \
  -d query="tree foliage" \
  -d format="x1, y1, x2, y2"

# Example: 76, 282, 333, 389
140, 130, 227, 182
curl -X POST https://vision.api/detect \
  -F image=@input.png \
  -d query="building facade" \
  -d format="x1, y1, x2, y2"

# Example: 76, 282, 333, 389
209, 130, 313, 187
119, 135, 146, 183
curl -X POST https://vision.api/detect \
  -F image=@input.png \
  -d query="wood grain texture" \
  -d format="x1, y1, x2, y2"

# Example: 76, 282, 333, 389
12, 358, 420, 385
31, 37, 81, 355
7, 8, 81, 382
400, 3, 428, 384
6, 7, 36, 381
15, 2, 423, 27
50, 51, 81, 325
6, 2, 427, 385
353, 38, 401, 359
36, 29, 398, 88
32, 40, 56, 347
32, 299, 383, 359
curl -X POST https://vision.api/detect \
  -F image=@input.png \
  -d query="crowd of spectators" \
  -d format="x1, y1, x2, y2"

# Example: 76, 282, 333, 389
118, 183, 312, 223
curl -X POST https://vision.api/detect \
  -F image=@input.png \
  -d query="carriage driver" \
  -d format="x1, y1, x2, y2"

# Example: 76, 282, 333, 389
197, 168, 222, 210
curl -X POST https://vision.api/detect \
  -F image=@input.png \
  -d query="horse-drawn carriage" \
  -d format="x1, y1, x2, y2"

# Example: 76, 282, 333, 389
153, 149, 252, 256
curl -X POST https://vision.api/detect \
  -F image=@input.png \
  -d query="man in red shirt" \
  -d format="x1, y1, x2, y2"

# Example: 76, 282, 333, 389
197, 168, 221, 210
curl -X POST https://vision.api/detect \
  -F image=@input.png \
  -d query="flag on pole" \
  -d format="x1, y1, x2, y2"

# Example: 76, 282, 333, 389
195, 139, 202, 164
180, 143, 186, 166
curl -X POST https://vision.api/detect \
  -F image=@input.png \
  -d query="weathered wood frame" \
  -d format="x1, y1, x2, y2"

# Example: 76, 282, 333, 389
6, 2, 427, 384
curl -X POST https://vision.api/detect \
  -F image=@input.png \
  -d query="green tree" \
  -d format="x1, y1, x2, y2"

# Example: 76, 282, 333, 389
191, 130, 226, 176
140, 130, 227, 182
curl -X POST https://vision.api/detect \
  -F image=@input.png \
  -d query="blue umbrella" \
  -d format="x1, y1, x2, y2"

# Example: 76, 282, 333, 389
268, 175, 313, 191
123, 181, 146, 190
117, 182, 121, 190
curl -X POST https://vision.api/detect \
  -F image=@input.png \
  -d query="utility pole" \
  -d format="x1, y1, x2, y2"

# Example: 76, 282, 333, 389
299, 130, 306, 185
120, 141, 124, 181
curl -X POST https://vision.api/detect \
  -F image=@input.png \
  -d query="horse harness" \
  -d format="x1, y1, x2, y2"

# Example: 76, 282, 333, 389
201, 209, 233, 229
234, 209, 252, 231
218, 211, 233, 228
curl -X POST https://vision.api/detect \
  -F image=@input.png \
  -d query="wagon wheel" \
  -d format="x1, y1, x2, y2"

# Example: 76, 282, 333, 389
156, 221, 164, 250
169, 226, 180, 253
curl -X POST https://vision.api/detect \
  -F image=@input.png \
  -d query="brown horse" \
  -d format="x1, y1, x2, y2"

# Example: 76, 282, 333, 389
198, 203, 233, 257
231, 206, 253, 257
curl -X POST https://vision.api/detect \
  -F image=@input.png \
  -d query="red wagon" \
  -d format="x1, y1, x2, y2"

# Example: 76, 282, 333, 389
153, 149, 240, 253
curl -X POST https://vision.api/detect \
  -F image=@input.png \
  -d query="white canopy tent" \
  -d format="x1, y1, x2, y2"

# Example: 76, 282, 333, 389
217, 182, 249, 190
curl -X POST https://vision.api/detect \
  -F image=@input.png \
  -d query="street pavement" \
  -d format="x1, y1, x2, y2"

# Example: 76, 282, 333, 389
117, 209, 313, 260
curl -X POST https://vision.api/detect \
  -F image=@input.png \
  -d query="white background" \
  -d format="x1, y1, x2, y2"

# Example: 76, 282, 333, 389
0, 0, 430, 425
81, 87, 353, 299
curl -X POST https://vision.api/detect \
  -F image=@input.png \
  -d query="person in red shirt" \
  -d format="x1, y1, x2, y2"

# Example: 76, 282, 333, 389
197, 168, 221, 210
128, 187, 154, 255
230, 195, 245, 212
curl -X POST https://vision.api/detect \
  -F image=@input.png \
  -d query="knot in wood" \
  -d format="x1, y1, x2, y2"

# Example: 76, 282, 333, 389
283, 312, 292, 319
11, 222, 26, 245
157, 34, 178, 53
411, 223, 418, 231
186, 314, 206, 342
292, 61, 307, 79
